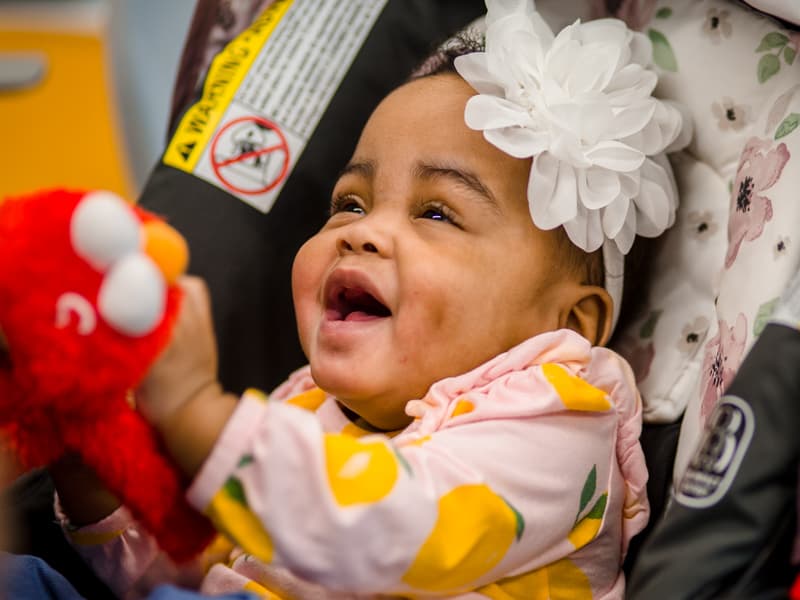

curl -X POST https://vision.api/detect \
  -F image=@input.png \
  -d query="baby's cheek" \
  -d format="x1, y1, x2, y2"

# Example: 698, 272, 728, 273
291, 270, 318, 356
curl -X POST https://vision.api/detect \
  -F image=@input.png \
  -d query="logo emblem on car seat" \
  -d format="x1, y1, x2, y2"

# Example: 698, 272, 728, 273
675, 395, 754, 508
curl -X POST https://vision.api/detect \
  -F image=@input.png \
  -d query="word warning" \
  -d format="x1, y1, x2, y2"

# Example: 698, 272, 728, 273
163, 0, 388, 214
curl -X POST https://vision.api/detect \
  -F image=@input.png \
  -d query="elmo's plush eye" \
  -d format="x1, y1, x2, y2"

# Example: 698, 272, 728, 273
98, 254, 166, 336
71, 191, 142, 271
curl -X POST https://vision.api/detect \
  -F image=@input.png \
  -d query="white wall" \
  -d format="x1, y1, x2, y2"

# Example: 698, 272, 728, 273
108, 0, 197, 191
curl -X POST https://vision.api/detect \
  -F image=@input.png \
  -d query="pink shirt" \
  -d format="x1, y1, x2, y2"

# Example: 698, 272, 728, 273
61, 329, 648, 598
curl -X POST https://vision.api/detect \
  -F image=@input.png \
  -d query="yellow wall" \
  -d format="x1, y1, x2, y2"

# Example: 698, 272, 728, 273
0, 22, 134, 199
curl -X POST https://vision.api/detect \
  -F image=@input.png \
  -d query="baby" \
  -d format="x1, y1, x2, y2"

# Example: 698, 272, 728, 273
55, 1, 686, 597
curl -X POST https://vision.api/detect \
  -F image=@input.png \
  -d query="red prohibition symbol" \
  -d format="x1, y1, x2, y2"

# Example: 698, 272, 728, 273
210, 115, 291, 195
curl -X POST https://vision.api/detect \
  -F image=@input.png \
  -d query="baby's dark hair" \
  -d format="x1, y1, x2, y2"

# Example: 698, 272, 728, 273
410, 32, 656, 340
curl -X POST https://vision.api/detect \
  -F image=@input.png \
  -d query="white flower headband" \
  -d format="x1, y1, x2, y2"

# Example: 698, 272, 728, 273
454, 0, 688, 332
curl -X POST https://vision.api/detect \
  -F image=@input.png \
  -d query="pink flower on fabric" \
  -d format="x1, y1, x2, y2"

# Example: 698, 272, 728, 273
614, 0, 658, 31
789, 32, 800, 54
587, 0, 612, 19
614, 335, 655, 383
699, 314, 747, 420
725, 137, 790, 268
588, 0, 658, 31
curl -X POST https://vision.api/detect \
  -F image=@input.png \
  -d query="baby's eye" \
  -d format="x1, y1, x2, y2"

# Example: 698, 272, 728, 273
419, 202, 460, 227
329, 195, 365, 216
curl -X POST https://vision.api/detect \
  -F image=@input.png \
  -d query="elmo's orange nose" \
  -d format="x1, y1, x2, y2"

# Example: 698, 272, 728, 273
142, 221, 188, 284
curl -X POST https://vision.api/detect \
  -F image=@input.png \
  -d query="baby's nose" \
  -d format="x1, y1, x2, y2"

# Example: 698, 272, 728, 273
337, 238, 379, 253
336, 216, 391, 256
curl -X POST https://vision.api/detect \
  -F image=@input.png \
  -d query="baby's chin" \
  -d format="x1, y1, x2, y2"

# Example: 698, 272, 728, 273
342, 402, 415, 432
309, 366, 421, 429
327, 389, 414, 431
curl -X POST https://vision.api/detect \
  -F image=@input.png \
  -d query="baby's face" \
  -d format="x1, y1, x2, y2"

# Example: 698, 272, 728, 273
292, 74, 580, 429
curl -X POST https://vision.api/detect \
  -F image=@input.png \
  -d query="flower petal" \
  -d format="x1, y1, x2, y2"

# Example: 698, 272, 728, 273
613, 207, 637, 255
464, 95, 531, 130
634, 156, 677, 236
606, 65, 657, 105
454, 54, 506, 96
601, 195, 630, 239
564, 202, 605, 252
484, 127, 549, 159
585, 141, 645, 172
567, 42, 623, 94
578, 18, 629, 50
529, 153, 577, 229
610, 101, 656, 141
628, 31, 653, 67
626, 100, 685, 154
578, 167, 621, 209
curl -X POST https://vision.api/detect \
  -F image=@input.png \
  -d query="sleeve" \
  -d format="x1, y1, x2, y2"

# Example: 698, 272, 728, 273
186, 361, 634, 596
55, 502, 207, 600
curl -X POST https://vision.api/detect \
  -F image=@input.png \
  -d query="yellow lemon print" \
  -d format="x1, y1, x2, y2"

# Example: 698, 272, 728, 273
450, 398, 475, 418
399, 435, 431, 448
402, 484, 523, 593
243, 580, 285, 599
244, 388, 268, 403
476, 567, 549, 600
324, 434, 400, 506
206, 477, 275, 562
541, 364, 611, 412
477, 558, 592, 600
341, 422, 372, 438
199, 534, 236, 572
286, 387, 327, 411
546, 558, 593, 599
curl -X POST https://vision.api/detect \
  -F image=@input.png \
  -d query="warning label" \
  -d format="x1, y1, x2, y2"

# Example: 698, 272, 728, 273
164, 0, 388, 214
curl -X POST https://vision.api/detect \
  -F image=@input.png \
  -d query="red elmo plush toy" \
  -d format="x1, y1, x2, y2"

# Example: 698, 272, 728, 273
0, 188, 215, 561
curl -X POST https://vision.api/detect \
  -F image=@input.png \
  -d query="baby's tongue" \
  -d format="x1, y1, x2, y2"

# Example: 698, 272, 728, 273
345, 310, 379, 322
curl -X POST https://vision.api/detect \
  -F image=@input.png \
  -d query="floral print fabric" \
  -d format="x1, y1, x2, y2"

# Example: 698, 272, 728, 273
590, 0, 800, 482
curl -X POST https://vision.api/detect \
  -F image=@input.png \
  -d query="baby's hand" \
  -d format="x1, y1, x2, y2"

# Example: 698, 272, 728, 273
136, 276, 220, 433
137, 276, 239, 477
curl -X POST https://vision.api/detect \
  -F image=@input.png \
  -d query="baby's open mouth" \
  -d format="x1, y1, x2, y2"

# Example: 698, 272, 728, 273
326, 286, 391, 322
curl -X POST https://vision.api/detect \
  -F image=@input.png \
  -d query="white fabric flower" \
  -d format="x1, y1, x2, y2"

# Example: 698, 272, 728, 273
454, 0, 686, 256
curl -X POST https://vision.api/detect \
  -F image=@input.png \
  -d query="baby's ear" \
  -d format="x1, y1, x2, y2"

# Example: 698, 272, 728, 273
565, 285, 613, 346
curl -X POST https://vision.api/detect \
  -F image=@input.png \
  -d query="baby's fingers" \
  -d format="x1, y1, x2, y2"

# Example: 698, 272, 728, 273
137, 276, 219, 429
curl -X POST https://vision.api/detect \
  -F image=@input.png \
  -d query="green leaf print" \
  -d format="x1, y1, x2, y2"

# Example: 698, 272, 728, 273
578, 465, 597, 517
586, 493, 608, 520
656, 7, 672, 19
502, 496, 526, 541
639, 310, 663, 339
237, 454, 254, 468
756, 32, 789, 52
785, 46, 797, 66
223, 476, 248, 506
758, 53, 781, 83
775, 113, 800, 140
754, 297, 780, 337
648, 29, 678, 72
392, 448, 414, 476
